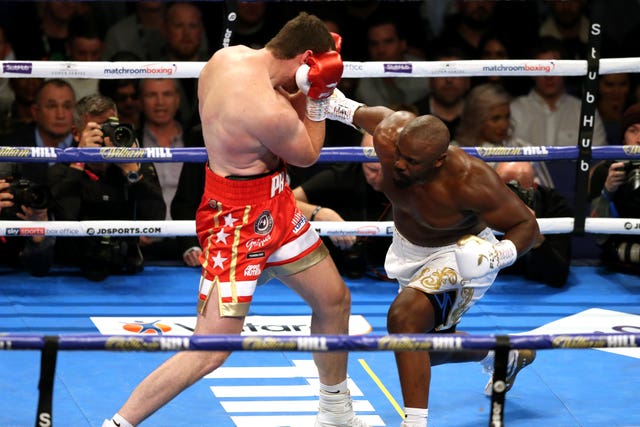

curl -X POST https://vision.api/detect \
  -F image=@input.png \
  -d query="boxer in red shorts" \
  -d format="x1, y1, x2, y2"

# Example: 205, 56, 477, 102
195, 165, 328, 317
104, 12, 369, 427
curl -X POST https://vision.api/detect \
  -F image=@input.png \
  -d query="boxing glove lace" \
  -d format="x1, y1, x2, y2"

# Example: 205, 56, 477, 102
296, 50, 343, 121
454, 235, 517, 280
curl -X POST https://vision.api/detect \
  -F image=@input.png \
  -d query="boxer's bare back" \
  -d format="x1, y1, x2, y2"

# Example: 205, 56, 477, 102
198, 46, 318, 178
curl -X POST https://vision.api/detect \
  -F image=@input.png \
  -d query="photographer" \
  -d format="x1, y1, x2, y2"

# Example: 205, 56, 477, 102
0, 79, 76, 275
496, 162, 573, 287
589, 103, 640, 274
48, 94, 165, 281
0, 173, 55, 276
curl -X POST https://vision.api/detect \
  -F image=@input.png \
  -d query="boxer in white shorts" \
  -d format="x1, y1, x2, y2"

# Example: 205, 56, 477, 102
324, 97, 541, 427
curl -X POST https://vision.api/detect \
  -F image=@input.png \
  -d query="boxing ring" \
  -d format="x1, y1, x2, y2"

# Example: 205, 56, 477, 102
2, 3, 640, 427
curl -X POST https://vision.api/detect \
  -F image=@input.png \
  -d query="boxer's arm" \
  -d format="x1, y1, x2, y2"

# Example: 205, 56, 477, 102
454, 156, 540, 279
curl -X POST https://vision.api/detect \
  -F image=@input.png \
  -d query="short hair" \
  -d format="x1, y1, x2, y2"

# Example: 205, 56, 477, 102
455, 83, 512, 147
265, 12, 335, 59
35, 79, 75, 104
73, 94, 117, 130
530, 36, 568, 60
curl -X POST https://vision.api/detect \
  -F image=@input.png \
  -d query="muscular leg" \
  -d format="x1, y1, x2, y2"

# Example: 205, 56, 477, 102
281, 256, 351, 386
118, 284, 244, 425
387, 288, 434, 409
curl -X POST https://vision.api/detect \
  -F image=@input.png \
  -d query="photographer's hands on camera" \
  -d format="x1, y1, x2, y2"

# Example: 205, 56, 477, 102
0, 179, 48, 243
76, 121, 141, 178
604, 161, 629, 195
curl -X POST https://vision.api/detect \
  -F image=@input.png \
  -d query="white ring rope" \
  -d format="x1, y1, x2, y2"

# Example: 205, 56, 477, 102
2, 58, 640, 79
1, 218, 640, 237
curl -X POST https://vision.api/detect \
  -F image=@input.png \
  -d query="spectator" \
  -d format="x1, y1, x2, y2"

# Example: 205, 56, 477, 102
103, 1, 166, 61
2, 79, 75, 169
589, 103, 640, 274
476, 30, 529, 97
228, 1, 288, 50
435, 0, 498, 59
597, 73, 632, 145
0, 78, 44, 139
496, 161, 573, 287
65, 13, 105, 100
510, 36, 606, 207
538, 0, 590, 96
415, 46, 471, 137
510, 37, 607, 148
0, 24, 15, 114
48, 94, 165, 281
454, 83, 554, 187
137, 78, 184, 262
539, 0, 589, 60
293, 131, 392, 279
354, 12, 430, 109
98, 51, 143, 130
160, 2, 209, 129
11, 1, 79, 60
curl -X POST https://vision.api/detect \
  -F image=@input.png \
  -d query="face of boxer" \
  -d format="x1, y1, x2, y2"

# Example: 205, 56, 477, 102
481, 103, 510, 144
392, 133, 444, 188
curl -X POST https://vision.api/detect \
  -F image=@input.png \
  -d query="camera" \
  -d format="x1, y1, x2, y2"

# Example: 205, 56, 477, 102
82, 236, 143, 281
505, 180, 535, 209
100, 117, 136, 147
618, 161, 640, 193
1, 178, 50, 217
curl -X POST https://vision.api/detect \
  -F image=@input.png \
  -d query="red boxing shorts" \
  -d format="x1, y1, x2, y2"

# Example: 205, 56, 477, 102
195, 165, 328, 317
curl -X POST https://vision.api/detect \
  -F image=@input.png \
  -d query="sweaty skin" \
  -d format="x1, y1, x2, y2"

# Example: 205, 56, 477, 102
360, 109, 538, 250
198, 45, 324, 177
350, 106, 540, 411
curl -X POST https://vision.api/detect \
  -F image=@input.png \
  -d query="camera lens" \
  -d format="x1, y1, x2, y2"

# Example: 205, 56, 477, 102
627, 168, 640, 193
113, 126, 135, 147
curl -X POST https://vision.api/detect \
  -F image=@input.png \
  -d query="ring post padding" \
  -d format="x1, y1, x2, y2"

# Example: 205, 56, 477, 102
488, 335, 510, 427
573, 2, 604, 234
35, 336, 58, 427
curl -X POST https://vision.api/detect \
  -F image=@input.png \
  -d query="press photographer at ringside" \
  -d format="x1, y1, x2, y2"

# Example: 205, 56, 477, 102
48, 94, 165, 281
589, 103, 640, 274
0, 79, 77, 276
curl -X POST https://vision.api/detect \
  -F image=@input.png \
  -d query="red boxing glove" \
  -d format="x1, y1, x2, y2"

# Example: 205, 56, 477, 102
331, 32, 342, 53
296, 50, 344, 100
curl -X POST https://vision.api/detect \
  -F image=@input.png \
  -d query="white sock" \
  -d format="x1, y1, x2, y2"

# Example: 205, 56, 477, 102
404, 407, 428, 426
107, 414, 134, 427
319, 379, 348, 394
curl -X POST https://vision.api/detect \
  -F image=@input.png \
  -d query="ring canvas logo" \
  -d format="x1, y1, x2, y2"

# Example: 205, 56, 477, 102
523, 308, 640, 359
91, 315, 372, 336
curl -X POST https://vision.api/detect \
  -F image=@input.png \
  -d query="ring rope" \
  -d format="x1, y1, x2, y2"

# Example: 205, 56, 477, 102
1, 332, 638, 352
0, 145, 639, 163
2, 217, 640, 236
2, 58, 640, 79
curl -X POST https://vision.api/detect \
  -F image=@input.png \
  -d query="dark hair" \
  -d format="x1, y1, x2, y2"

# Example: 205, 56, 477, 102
99, 51, 142, 98
530, 36, 568, 60
68, 14, 104, 41
74, 94, 117, 130
265, 12, 335, 59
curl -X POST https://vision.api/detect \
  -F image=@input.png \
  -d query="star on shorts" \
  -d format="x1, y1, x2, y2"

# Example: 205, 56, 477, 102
212, 251, 227, 269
